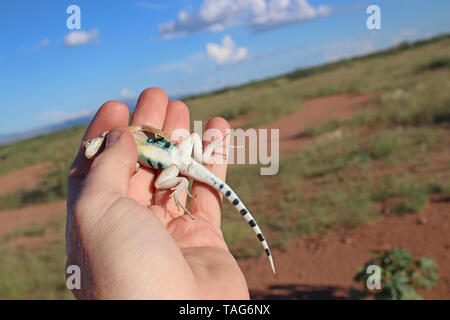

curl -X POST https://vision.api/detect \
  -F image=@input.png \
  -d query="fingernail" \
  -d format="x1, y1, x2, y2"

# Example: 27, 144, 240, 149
106, 129, 122, 148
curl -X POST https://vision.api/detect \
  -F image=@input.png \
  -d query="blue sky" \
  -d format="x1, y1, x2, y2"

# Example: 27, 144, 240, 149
0, 0, 449, 135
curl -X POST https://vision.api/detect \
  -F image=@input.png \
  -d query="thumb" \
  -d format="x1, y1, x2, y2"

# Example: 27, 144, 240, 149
84, 128, 138, 198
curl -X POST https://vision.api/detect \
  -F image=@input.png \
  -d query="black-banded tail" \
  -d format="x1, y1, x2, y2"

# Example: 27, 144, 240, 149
185, 161, 275, 274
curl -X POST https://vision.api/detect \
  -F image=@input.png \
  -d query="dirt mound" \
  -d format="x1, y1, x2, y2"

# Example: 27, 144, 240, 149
239, 197, 450, 299
0, 162, 50, 194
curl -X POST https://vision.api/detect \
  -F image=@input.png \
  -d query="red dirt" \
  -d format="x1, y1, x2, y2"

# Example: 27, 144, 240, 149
0, 162, 50, 194
258, 92, 376, 153
227, 92, 376, 164
4, 226, 63, 251
239, 197, 450, 299
0, 201, 66, 239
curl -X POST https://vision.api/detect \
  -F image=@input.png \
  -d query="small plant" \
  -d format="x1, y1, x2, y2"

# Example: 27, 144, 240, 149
353, 248, 438, 300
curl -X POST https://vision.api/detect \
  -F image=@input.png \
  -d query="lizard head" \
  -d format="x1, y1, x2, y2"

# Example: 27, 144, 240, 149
84, 135, 106, 159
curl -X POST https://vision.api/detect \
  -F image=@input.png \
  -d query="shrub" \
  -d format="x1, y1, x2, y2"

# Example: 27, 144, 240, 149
353, 248, 438, 300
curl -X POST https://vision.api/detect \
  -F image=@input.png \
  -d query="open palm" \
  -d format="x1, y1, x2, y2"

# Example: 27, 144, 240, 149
66, 88, 249, 299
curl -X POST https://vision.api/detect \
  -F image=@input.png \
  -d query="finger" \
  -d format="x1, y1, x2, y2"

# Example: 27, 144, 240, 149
79, 128, 138, 221
86, 128, 138, 194
131, 87, 168, 128
67, 101, 130, 209
154, 100, 190, 218
128, 88, 169, 205
190, 117, 230, 227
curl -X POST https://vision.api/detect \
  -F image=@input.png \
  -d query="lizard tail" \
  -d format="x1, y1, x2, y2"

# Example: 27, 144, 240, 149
185, 161, 276, 274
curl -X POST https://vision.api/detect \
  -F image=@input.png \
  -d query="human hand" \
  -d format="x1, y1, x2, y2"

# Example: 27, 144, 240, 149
66, 88, 249, 299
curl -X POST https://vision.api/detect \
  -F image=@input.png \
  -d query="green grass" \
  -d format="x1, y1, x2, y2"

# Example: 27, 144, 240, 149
296, 185, 375, 235
0, 157, 70, 210
2, 224, 46, 243
0, 217, 73, 299
1, 216, 64, 244
354, 77, 450, 128
297, 73, 450, 140
293, 131, 368, 178
372, 177, 431, 215
363, 127, 439, 160
0, 125, 85, 176
425, 180, 450, 197
0, 244, 72, 299
285, 126, 439, 181
298, 119, 341, 138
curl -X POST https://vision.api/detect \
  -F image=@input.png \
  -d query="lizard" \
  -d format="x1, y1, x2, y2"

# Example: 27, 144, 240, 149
84, 125, 276, 274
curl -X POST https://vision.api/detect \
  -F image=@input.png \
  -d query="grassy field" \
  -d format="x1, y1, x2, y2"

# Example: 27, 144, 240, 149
0, 34, 449, 299
0, 215, 72, 299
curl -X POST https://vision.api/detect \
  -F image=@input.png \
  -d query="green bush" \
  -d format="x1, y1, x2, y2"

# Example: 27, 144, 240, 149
416, 57, 450, 73
353, 248, 438, 300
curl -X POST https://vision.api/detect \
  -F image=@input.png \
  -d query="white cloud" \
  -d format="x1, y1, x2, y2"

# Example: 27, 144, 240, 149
206, 35, 248, 65
64, 29, 99, 47
32, 38, 50, 51
322, 36, 377, 62
150, 36, 248, 91
120, 88, 138, 99
251, 0, 331, 32
158, 0, 331, 38
38, 109, 94, 122
393, 29, 418, 46
151, 52, 209, 73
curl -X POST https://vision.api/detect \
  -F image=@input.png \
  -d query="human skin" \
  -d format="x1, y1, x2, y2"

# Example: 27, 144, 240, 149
65, 87, 250, 299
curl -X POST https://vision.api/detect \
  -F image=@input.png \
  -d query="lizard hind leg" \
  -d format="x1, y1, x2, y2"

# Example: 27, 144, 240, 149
154, 165, 195, 219
176, 132, 229, 165
170, 187, 194, 220
202, 133, 229, 164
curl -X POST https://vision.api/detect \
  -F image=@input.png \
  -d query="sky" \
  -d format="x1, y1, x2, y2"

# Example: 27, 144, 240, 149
0, 0, 449, 135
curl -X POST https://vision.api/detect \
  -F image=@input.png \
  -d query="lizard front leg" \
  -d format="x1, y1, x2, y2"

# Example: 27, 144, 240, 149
154, 165, 194, 219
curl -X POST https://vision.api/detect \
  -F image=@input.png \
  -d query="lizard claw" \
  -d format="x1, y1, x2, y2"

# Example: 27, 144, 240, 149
212, 151, 227, 160
169, 188, 195, 220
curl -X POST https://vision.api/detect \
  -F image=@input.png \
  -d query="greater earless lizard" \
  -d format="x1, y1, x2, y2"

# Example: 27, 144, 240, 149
84, 125, 275, 274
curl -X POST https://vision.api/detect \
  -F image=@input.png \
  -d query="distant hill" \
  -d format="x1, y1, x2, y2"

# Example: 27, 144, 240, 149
0, 113, 95, 145
0, 99, 139, 145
